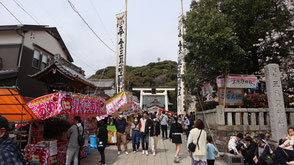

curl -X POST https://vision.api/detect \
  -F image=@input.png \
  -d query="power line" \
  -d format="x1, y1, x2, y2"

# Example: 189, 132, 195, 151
0, 1, 22, 24
12, 0, 40, 25
89, 0, 115, 46
66, 0, 116, 53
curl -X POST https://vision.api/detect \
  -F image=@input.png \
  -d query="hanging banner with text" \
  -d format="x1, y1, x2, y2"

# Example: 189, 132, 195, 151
218, 88, 244, 106
177, 15, 186, 115
28, 92, 106, 120
96, 91, 128, 121
116, 12, 127, 93
216, 76, 257, 88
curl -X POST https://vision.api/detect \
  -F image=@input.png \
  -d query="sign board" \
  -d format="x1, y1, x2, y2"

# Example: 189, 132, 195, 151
216, 76, 257, 88
116, 12, 127, 93
218, 88, 244, 106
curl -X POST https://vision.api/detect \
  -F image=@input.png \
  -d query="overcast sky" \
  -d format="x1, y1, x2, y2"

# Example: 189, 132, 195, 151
0, 0, 192, 77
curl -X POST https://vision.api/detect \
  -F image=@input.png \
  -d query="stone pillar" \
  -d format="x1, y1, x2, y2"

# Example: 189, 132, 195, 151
290, 112, 294, 126
259, 112, 265, 126
235, 113, 241, 125
251, 113, 256, 125
227, 112, 233, 125
243, 112, 249, 125
265, 64, 288, 142
216, 105, 225, 125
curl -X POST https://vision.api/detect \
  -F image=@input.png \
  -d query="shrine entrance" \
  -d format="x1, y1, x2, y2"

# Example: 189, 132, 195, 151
132, 87, 175, 111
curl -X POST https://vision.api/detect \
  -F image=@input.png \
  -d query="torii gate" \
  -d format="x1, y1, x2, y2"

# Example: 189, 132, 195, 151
132, 87, 175, 111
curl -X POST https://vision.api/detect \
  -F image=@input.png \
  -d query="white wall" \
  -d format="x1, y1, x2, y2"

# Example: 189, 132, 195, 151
0, 31, 22, 45
23, 30, 69, 61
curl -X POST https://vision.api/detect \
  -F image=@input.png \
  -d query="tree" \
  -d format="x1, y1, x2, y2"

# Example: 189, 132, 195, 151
183, 0, 294, 90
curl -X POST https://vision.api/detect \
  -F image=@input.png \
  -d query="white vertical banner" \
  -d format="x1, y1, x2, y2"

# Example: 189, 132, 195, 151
177, 15, 186, 115
116, 12, 127, 93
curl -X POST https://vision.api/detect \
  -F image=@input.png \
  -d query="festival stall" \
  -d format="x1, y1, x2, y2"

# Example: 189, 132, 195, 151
24, 92, 106, 165
0, 87, 39, 153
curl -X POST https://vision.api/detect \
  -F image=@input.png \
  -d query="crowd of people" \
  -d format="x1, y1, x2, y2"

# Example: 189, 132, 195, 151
1, 111, 293, 165
227, 128, 294, 165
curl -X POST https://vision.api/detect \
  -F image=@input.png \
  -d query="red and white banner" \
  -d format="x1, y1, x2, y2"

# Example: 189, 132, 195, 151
28, 92, 106, 120
217, 76, 257, 88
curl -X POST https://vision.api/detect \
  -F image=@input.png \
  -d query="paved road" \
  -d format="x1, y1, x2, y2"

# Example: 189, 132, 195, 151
81, 136, 227, 165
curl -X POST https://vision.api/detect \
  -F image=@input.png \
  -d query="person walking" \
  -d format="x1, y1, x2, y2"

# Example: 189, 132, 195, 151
169, 115, 183, 163
206, 136, 219, 165
184, 115, 191, 138
187, 119, 207, 165
66, 116, 84, 165
131, 118, 140, 153
139, 111, 152, 156
159, 111, 169, 139
97, 120, 108, 165
115, 112, 128, 155
0, 115, 26, 165
150, 116, 160, 156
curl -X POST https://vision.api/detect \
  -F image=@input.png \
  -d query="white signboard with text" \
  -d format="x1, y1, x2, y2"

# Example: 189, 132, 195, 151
116, 12, 127, 93
177, 15, 186, 115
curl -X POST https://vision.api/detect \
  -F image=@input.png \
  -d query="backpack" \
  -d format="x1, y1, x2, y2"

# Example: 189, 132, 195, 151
76, 125, 85, 147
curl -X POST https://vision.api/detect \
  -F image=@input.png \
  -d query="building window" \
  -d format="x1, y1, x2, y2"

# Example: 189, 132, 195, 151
32, 50, 41, 69
40, 55, 48, 70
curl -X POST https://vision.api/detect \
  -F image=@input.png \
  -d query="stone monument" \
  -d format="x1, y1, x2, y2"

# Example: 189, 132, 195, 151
264, 64, 288, 142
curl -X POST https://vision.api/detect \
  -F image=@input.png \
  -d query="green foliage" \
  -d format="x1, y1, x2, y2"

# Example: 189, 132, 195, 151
183, 0, 294, 91
90, 61, 178, 110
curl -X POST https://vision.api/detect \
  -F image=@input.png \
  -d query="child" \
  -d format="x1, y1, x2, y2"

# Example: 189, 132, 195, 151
280, 127, 294, 150
207, 136, 219, 165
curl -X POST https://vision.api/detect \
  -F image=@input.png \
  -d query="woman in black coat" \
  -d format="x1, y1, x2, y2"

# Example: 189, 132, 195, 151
97, 120, 108, 165
169, 116, 183, 163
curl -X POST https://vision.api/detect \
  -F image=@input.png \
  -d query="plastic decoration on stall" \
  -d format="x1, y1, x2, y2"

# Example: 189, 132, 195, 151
0, 86, 38, 122
27, 92, 107, 120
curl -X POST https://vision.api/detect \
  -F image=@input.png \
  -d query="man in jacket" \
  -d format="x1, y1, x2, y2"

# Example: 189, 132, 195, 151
159, 111, 169, 139
115, 112, 128, 155
139, 111, 152, 155
66, 116, 83, 165
0, 115, 26, 165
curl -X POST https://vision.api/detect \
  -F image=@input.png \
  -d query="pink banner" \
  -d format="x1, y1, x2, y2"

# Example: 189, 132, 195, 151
28, 92, 106, 120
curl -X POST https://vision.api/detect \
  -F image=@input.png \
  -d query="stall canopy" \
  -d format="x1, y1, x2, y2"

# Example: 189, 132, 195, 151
0, 87, 38, 122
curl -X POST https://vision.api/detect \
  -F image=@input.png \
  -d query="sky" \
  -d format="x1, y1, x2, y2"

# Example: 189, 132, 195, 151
0, 0, 192, 77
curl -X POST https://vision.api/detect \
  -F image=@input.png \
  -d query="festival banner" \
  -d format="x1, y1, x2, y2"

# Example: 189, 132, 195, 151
216, 76, 257, 88
28, 92, 106, 120
116, 12, 127, 93
177, 15, 186, 115
97, 91, 128, 121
